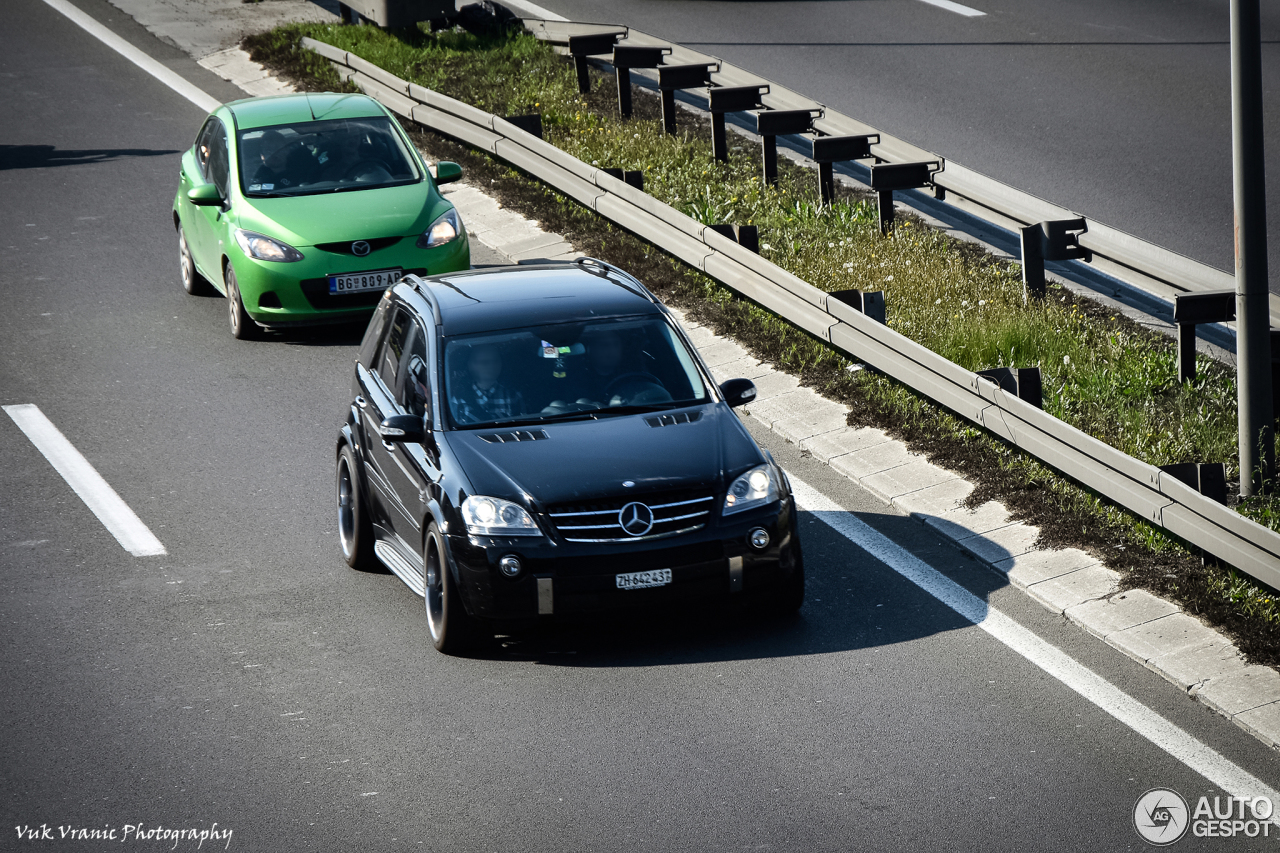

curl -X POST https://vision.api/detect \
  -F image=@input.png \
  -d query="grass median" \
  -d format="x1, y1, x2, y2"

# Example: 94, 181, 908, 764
243, 22, 1280, 664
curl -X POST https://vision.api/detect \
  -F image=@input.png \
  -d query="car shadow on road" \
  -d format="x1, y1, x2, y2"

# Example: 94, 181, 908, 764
484, 506, 1011, 667
0, 144, 180, 170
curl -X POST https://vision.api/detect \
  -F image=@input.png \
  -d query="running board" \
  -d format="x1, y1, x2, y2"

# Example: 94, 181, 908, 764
374, 540, 426, 598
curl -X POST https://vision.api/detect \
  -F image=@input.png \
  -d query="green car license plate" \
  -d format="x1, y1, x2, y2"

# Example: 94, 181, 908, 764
329, 269, 403, 295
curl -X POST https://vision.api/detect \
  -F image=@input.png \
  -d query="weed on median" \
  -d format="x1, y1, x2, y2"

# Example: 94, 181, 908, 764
244, 22, 1280, 665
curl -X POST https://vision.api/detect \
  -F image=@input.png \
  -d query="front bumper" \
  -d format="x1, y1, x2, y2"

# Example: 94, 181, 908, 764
447, 498, 800, 621
229, 232, 470, 326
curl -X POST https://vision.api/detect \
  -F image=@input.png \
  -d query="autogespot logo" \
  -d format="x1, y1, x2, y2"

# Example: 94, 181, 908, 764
1134, 789, 1190, 846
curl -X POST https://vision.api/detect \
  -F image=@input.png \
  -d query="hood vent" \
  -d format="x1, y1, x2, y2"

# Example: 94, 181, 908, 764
478, 429, 549, 444
645, 411, 703, 428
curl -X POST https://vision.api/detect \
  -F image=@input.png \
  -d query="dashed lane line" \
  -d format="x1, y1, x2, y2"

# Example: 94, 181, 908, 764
789, 473, 1279, 809
39, 0, 220, 114
4, 404, 166, 557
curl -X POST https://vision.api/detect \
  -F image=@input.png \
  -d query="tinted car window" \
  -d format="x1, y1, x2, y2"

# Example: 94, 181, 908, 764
207, 123, 230, 197
443, 315, 710, 428
358, 295, 394, 367
237, 117, 420, 197
399, 323, 432, 422
377, 307, 413, 390
194, 118, 221, 179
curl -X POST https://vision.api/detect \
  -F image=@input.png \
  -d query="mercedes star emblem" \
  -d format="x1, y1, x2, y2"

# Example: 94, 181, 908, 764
618, 502, 654, 537
351, 240, 371, 257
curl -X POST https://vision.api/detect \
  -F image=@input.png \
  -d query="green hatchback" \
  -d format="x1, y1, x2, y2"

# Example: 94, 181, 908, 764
173, 92, 470, 338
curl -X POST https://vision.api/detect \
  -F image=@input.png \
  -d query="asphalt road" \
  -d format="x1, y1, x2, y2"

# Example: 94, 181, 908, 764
530, 0, 1280, 295
2, 0, 1279, 850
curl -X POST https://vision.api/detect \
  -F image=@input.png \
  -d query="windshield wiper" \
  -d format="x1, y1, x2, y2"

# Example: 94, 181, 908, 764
467, 410, 602, 429
595, 403, 688, 416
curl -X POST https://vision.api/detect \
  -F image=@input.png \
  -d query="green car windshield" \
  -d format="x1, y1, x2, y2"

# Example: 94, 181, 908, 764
238, 117, 421, 197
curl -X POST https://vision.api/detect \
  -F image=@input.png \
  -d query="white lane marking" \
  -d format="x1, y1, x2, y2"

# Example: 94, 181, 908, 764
3, 404, 166, 557
917, 0, 986, 18
499, 0, 568, 22
38, 0, 220, 114
789, 474, 1280, 807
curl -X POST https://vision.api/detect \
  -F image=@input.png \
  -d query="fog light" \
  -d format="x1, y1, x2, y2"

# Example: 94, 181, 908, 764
748, 528, 770, 550
498, 555, 522, 578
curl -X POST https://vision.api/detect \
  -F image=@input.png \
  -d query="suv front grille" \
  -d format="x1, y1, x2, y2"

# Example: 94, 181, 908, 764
547, 490, 714, 543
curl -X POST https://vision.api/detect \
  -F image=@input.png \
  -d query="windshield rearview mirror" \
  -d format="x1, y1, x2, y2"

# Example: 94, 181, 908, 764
720, 378, 757, 408
187, 183, 223, 206
435, 161, 463, 185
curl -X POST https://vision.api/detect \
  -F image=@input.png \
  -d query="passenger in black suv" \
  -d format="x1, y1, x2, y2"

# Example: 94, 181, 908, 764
335, 258, 803, 654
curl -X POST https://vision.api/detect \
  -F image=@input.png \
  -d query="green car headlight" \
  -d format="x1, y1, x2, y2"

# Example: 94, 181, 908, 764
461, 495, 540, 537
416, 208, 462, 248
723, 465, 779, 516
234, 229, 304, 263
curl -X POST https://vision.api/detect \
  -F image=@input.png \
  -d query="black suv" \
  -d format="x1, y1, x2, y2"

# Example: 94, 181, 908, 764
336, 258, 803, 653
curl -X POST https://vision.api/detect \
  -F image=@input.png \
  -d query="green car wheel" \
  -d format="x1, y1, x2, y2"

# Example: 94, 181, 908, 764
225, 266, 259, 340
178, 226, 211, 296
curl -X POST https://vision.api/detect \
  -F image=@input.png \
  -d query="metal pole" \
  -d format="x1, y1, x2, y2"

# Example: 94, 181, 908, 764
1231, 0, 1275, 496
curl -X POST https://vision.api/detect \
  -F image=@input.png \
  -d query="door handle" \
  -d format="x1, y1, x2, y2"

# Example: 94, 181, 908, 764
381, 441, 396, 451
355, 396, 367, 408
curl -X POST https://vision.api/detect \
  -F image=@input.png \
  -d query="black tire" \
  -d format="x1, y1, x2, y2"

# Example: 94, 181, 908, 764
178, 226, 211, 295
225, 265, 259, 340
336, 444, 377, 571
424, 521, 480, 655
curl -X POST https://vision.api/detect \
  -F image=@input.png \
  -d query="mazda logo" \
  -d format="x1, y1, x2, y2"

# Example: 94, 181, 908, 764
351, 240, 371, 257
618, 502, 654, 536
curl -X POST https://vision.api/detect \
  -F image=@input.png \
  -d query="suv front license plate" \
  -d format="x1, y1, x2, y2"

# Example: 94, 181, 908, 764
616, 568, 672, 590
329, 269, 403, 294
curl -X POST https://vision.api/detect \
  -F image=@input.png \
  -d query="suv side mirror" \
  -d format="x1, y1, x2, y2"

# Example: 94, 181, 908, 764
719, 378, 757, 408
435, 161, 463, 185
379, 414, 425, 445
187, 183, 223, 207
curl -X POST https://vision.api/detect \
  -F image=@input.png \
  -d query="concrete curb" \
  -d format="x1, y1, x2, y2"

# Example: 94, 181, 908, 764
152, 14, 1280, 753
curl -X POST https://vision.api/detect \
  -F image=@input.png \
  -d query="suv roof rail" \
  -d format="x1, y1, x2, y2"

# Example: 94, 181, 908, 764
401, 273, 443, 325
573, 256, 658, 303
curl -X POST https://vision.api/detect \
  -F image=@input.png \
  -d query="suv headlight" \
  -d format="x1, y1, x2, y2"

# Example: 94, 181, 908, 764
234, 229, 304, 262
462, 495, 540, 537
416, 208, 462, 248
723, 465, 779, 516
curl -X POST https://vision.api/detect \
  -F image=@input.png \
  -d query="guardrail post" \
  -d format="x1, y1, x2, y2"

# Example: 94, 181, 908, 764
567, 32, 624, 94
977, 367, 1043, 408
1160, 462, 1229, 505
868, 161, 941, 234
502, 112, 543, 140
657, 64, 715, 136
1171, 289, 1236, 382
602, 168, 644, 191
612, 45, 670, 118
811, 134, 879, 204
1019, 218, 1091, 300
754, 109, 821, 186
708, 224, 759, 252
1273, 329, 1280, 421
831, 289, 886, 324
708, 85, 768, 162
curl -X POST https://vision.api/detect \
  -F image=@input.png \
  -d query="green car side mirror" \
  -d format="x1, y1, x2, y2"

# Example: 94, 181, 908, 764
435, 161, 463, 185
187, 183, 223, 206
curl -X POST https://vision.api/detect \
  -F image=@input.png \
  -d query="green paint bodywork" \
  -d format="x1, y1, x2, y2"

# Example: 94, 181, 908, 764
173, 92, 469, 328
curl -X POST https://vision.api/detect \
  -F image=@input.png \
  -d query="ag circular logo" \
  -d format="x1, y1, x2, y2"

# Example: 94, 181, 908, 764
1134, 788, 1190, 846
618, 502, 654, 536
351, 240, 371, 257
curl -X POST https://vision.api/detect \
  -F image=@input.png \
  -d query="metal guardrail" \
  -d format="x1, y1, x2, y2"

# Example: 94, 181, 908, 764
300, 37, 1280, 590
523, 19, 1280, 331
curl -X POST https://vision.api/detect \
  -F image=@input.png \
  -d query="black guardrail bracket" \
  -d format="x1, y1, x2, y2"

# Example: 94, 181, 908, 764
707, 224, 759, 253
1172, 289, 1235, 382
657, 63, 717, 135
868, 161, 942, 233
707, 84, 769, 162
831, 289, 886, 325
502, 112, 543, 140
612, 45, 671, 118
567, 31, 627, 94
1020, 217, 1090, 301
811, 134, 880, 204
977, 366, 1043, 409
602, 167, 644, 191
755, 108, 822, 186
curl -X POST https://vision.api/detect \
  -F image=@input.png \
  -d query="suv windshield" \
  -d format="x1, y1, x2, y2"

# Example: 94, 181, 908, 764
238, 117, 420, 197
444, 316, 711, 428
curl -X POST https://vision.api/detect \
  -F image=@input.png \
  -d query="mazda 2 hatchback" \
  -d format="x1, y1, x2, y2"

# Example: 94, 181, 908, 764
173, 92, 470, 338
335, 258, 804, 654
